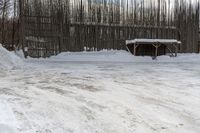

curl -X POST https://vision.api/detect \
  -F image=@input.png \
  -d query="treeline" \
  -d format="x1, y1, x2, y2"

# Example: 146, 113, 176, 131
22, 0, 199, 26
175, 0, 199, 52
0, 0, 199, 53
0, 0, 19, 50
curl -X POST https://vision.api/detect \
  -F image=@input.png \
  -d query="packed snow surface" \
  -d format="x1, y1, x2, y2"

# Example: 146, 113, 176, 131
0, 44, 23, 70
0, 49, 200, 133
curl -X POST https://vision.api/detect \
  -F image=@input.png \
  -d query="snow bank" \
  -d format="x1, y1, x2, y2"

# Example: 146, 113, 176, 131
0, 44, 23, 70
49, 50, 200, 63
50, 50, 137, 62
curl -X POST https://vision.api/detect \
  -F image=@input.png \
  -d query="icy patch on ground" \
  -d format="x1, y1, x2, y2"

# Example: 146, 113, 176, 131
47, 50, 200, 63
0, 44, 23, 70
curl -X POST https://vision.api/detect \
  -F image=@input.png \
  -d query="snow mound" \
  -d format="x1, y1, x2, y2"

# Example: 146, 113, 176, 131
50, 50, 140, 62
0, 44, 23, 70
49, 50, 200, 63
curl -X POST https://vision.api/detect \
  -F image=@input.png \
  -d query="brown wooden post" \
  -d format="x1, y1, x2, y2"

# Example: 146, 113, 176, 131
134, 43, 136, 56
19, 0, 26, 58
134, 43, 139, 56
59, 21, 64, 53
197, 42, 200, 53
155, 44, 158, 58
174, 43, 178, 57
153, 43, 161, 59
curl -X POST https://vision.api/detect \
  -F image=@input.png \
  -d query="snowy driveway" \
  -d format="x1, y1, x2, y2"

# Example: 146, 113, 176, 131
0, 60, 200, 133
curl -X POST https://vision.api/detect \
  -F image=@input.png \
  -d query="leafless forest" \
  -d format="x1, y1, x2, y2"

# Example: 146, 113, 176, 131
0, 0, 199, 57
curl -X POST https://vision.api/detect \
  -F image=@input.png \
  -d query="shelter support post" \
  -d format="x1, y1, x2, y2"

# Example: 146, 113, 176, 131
199, 44, 200, 53
199, 45, 200, 53
133, 43, 139, 56
152, 43, 161, 59
173, 43, 178, 57
166, 47, 174, 57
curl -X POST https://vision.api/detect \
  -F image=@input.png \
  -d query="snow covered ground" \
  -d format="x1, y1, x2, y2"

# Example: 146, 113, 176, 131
0, 49, 200, 133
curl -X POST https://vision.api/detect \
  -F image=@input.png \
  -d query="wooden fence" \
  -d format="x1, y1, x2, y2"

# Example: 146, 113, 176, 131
23, 16, 178, 57
19, 0, 199, 58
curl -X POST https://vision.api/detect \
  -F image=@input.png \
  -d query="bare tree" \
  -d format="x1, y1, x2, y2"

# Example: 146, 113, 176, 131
0, 0, 199, 56
0, 0, 11, 44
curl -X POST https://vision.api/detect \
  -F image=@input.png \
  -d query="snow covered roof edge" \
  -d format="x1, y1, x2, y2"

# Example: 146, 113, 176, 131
126, 39, 181, 45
